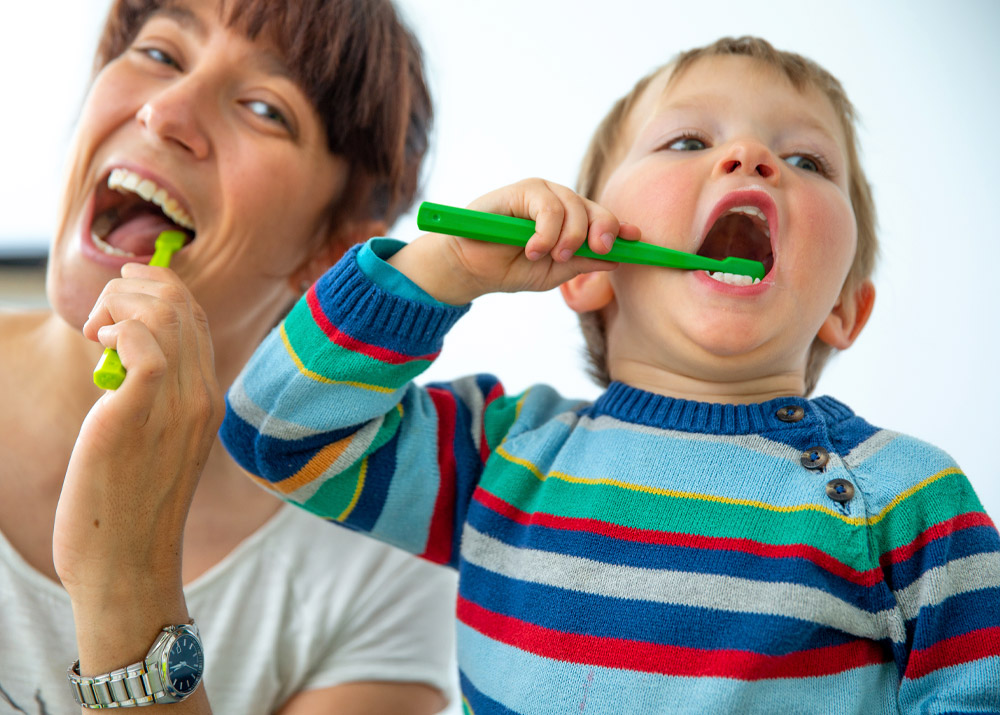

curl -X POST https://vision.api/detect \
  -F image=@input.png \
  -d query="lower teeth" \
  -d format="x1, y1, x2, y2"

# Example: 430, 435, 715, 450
706, 271, 761, 286
91, 231, 135, 257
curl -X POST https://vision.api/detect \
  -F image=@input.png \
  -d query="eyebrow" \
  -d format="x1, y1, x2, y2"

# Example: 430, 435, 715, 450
660, 94, 841, 145
151, 4, 295, 82
154, 5, 208, 39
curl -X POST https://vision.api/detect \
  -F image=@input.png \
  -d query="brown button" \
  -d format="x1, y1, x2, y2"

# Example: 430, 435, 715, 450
800, 447, 830, 470
777, 406, 805, 423
826, 479, 855, 502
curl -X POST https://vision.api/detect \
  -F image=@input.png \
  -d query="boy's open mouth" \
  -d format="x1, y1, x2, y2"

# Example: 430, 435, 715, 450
698, 206, 774, 285
90, 168, 196, 258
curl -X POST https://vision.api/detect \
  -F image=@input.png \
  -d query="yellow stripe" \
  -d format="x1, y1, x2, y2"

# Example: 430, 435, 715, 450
865, 467, 963, 526
337, 457, 368, 521
495, 446, 963, 526
280, 323, 393, 393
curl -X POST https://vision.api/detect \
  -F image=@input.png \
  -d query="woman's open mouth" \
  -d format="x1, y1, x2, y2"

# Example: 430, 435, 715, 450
89, 168, 196, 259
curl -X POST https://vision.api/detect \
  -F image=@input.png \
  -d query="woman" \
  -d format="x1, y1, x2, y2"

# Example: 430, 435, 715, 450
0, 0, 455, 712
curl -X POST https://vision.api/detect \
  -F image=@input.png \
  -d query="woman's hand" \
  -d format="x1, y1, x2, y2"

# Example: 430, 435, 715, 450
389, 178, 641, 305
53, 260, 222, 612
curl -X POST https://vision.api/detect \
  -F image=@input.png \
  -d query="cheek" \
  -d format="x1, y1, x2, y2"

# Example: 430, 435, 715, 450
600, 159, 697, 238
796, 185, 857, 272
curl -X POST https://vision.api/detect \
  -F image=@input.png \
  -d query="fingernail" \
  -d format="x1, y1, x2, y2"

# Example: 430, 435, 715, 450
600, 233, 616, 252
558, 248, 573, 262
525, 249, 542, 261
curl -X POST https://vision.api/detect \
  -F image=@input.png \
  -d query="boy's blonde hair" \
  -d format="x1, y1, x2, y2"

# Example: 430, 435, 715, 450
576, 36, 878, 396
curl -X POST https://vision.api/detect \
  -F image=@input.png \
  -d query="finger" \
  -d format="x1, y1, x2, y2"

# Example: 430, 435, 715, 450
86, 292, 183, 365
548, 184, 592, 263
522, 183, 566, 261
617, 222, 642, 242
581, 201, 624, 255
95, 320, 169, 411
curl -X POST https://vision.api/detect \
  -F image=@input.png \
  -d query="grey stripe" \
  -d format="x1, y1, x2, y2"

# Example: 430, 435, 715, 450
228, 375, 328, 441
844, 430, 899, 468
568, 413, 805, 465
461, 524, 903, 642
894, 551, 1000, 621
451, 376, 486, 452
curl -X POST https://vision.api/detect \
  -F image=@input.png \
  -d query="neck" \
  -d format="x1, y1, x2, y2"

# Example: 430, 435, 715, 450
610, 359, 807, 405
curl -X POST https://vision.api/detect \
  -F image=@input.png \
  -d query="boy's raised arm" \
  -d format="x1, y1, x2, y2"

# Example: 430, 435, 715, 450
387, 178, 638, 305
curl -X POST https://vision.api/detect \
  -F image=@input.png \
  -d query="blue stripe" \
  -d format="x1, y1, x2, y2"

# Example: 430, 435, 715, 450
340, 429, 398, 531
457, 561, 861, 655
465, 497, 892, 613
908, 586, 1000, 649
883, 525, 1000, 591
457, 671, 520, 715
898, 656, 1000, 710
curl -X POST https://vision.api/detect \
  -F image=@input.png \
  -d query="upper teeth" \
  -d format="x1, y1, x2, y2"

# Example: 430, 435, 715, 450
727, 205, 769, 236
107, 168, 194, 230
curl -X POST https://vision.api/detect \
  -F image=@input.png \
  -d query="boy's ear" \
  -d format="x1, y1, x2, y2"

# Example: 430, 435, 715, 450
289, 219, 387, 291
560, 271, 616, 313
817, 279, 875, 350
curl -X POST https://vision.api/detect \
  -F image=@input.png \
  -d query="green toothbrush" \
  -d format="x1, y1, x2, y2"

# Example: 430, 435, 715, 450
92, 230, 188, 390
416, 201, 765, 280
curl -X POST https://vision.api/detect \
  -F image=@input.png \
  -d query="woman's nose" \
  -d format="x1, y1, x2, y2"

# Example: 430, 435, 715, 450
135, 80, 211, 159
715, 140, 780, 182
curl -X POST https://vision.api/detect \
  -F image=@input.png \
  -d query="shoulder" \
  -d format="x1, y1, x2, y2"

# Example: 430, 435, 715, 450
818, 397, 975, 515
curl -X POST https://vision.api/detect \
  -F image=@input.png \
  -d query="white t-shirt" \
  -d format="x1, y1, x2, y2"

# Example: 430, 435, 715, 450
0, 505, 458, 714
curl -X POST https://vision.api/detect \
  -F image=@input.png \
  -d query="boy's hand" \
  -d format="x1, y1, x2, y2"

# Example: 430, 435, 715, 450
390, 178, 640, 304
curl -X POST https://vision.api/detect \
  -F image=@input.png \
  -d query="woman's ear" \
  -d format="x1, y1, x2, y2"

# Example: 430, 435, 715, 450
560, 271, 616, 314
289, 219, 388, 292
817, 279, 875, 350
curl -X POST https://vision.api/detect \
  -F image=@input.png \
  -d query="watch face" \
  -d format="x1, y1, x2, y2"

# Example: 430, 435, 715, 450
165, 634, 204, 695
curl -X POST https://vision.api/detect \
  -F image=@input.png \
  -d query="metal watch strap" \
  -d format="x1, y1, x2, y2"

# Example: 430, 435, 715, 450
68, 621, 200, 709
68, 659, 157, 708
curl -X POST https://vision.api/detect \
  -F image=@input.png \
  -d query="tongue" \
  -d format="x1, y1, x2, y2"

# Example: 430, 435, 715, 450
104, 208, 180, 257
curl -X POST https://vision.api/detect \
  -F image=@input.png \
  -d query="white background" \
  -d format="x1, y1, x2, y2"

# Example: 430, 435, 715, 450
1, 0, 996, 519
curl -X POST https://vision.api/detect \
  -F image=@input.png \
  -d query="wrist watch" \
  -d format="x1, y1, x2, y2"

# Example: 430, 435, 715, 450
67, 622, 204, 708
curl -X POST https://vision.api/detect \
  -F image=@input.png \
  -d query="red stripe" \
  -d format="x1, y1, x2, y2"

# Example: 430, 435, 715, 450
880, 511, 996, 567
306, 286, 439, 365
457, 596, 888, 679
906, 626, 1000, 679
479, 382, 505, 464
473, 489, 882, 587
421, 388, 458, 564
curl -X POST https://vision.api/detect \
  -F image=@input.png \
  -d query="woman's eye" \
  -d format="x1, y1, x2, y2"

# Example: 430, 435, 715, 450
667, 137, 707, 151
140, 47, 179, 69
785, 154, 821, 173
245, 100, 289, 128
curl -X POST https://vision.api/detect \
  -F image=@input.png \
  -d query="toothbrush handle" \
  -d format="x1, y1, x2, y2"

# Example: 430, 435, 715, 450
92, 232, 185, 390
416, 202, 764, 277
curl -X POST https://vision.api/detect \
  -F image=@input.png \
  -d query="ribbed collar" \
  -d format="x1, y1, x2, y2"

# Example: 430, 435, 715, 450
588, 381, 854, 435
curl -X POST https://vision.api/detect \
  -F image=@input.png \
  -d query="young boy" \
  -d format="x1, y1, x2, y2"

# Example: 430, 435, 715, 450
221, 37, 1000, 713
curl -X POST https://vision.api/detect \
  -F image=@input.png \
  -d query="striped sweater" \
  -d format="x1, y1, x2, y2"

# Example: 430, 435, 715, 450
221, 240, 1000, 714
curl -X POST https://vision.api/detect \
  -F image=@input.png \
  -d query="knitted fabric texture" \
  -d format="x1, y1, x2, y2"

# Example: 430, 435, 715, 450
221, 241, 1000, 714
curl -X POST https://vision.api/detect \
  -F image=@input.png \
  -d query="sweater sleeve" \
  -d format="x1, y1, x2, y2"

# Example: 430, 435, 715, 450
865, 438, 1000, 711
220, 240, 516, 568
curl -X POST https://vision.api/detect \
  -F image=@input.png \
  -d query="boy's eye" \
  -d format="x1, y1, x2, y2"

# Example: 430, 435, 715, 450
667, 137, 707, 151
785, 154, 821, 173
245, 100, 289, 129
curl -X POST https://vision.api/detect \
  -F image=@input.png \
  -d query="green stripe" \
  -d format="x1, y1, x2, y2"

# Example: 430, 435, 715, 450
285, 300, 431, 387
483, 392, 528, 452
871, 470, 985, 553
479, 458, 877, 571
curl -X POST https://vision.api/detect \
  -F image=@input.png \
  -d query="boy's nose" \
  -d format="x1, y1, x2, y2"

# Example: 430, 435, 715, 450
716, 141, 780, 182
136, 80, 211, 160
